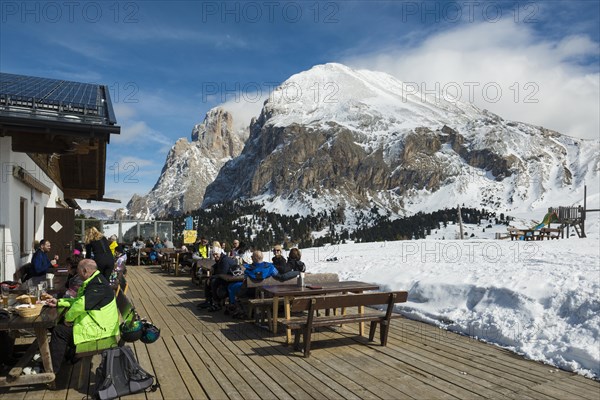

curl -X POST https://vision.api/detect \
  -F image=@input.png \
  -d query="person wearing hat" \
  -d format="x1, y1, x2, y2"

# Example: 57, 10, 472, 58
197, 245, 239, 311
46, 259, 119, 374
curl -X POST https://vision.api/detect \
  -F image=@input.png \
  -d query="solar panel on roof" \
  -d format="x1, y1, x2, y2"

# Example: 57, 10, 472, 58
0, 72, 100, 109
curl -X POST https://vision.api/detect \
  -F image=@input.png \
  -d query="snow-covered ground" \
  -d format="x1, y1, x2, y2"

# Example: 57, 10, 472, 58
298, 221, 600, 379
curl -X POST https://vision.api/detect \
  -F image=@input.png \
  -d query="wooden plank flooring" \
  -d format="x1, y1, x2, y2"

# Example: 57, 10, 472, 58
1, 265, 599, 399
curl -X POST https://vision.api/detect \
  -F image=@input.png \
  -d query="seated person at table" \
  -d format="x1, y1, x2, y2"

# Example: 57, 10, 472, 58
229, 239, 242, 258
227, 250, 279, 318
31, 239, 59, 278
197, 246, 239, 311
285, 248, 306, 273
64, 254, 84, 298
189, 237, 210, 272
271, 244, 287, 272
46, 259, 119, 374
273, 246, 304, 281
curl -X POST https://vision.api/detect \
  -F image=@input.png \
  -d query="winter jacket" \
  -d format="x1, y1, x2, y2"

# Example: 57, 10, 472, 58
85, 238, 115, 270
272, 256, 287, 274
57, 270, 119, 345
213, 254, 239, 275
244, 261, 279, 281
31, 249, 52, 276
198, 244, 210, 259
109, 241, 119, 256
286, 259, 306, 273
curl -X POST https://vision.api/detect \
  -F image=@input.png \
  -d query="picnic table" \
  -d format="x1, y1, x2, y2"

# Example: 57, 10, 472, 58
260, 281, 380, 344
508, 227, 562, 241
160, 249, 191, 276
0, 299, 65, 387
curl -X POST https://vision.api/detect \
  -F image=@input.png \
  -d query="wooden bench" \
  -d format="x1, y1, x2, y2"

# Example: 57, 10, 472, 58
246, 273, 340, 325
137, 247, 153, 265
114, 271, 128, 296
540, 228, 562, 240
282, 291, 408, 357
159, 248, 175, 272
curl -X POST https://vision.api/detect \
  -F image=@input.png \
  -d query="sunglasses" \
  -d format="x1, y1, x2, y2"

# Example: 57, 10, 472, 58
274, 249, 281, 253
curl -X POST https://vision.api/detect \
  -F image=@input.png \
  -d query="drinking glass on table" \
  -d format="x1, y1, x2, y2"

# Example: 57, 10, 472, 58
38, 282, 47, 300
27, 284, 38, 303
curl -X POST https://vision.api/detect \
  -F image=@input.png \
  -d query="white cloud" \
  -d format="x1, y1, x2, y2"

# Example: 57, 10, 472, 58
220, 93, 268, 132
344, 20, 600, 140
112, 104, 137, 119
112, 120, 173, 149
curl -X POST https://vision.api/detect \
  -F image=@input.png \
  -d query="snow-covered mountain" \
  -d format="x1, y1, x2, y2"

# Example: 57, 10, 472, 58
126, 108, 248, 219
202, 63, 599, 218
77, 208, 117, 220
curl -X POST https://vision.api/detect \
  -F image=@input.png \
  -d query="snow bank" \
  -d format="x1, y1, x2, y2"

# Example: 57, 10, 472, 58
305, 237, 600, 378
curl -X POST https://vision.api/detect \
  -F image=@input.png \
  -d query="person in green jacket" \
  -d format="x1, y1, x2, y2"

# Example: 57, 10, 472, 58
46, 259, 119, 374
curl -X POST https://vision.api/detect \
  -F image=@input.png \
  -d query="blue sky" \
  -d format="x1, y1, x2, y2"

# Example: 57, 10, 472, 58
1, 0, 598, 210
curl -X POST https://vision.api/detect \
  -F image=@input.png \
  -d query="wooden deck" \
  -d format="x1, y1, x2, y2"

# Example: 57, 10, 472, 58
1, 265, 599, 400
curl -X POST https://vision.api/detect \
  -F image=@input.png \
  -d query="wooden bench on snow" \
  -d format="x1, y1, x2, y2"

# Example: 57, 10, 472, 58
540, 227, 562, 240
282, 291, 408, 357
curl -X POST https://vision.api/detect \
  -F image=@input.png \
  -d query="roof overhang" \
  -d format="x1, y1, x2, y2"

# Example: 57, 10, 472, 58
0, 113, 120, 202
0, 72, 121, 203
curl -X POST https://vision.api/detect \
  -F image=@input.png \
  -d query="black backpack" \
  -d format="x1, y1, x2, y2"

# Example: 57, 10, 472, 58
94, 345, 158, 400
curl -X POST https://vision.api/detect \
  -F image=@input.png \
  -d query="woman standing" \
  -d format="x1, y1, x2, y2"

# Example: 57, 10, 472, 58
84, 227, 115, 280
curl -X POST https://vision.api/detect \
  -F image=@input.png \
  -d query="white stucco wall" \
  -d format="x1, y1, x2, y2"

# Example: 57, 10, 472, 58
0, 136, 64, 281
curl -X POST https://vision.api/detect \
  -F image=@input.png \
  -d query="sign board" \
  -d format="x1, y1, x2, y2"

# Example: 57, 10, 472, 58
183, 230, 197, 245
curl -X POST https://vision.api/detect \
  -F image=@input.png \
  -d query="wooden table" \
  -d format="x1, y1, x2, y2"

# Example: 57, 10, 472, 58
261, 281, 380, 344
0, 300, 65, 387
10, 274, 68, 297
171, 251, 191, 276
192, 258, 214, 285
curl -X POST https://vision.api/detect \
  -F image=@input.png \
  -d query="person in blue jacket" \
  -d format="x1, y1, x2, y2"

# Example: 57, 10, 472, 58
31, 239, 58, 277
227, 250, 279, 318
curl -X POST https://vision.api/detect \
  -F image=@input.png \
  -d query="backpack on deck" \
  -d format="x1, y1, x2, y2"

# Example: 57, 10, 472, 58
94, 345, 158, 400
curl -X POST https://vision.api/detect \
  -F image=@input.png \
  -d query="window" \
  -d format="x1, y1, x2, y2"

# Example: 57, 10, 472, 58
20, 198, 27, 257
33, 204, 37, 252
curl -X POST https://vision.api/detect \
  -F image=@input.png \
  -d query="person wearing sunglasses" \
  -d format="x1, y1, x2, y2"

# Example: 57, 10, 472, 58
271, 244, 287, 273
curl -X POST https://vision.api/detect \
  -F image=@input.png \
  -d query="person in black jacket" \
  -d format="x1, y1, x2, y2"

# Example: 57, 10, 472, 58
272, 247, 304, 281
271, 244, 287, 273
286, 248, 306, 273
197, 246, 239, 311
84, 227, 115, 281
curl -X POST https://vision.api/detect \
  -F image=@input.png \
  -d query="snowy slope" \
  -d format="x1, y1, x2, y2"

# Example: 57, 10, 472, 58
295, 234, 600, 378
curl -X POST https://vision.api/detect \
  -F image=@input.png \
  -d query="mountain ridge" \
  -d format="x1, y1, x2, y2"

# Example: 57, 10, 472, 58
127, 63, 599, 222
202, 63, 599, 218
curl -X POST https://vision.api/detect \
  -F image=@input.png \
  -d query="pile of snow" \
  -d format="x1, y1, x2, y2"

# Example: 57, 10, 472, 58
301, 235, 599, 378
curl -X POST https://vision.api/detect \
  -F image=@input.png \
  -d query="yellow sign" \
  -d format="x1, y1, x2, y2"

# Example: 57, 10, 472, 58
183, 230, 197, 244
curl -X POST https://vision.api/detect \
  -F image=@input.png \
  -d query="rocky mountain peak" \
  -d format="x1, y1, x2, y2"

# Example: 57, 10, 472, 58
202, 63, 599, 216
125, 107, 248, 220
